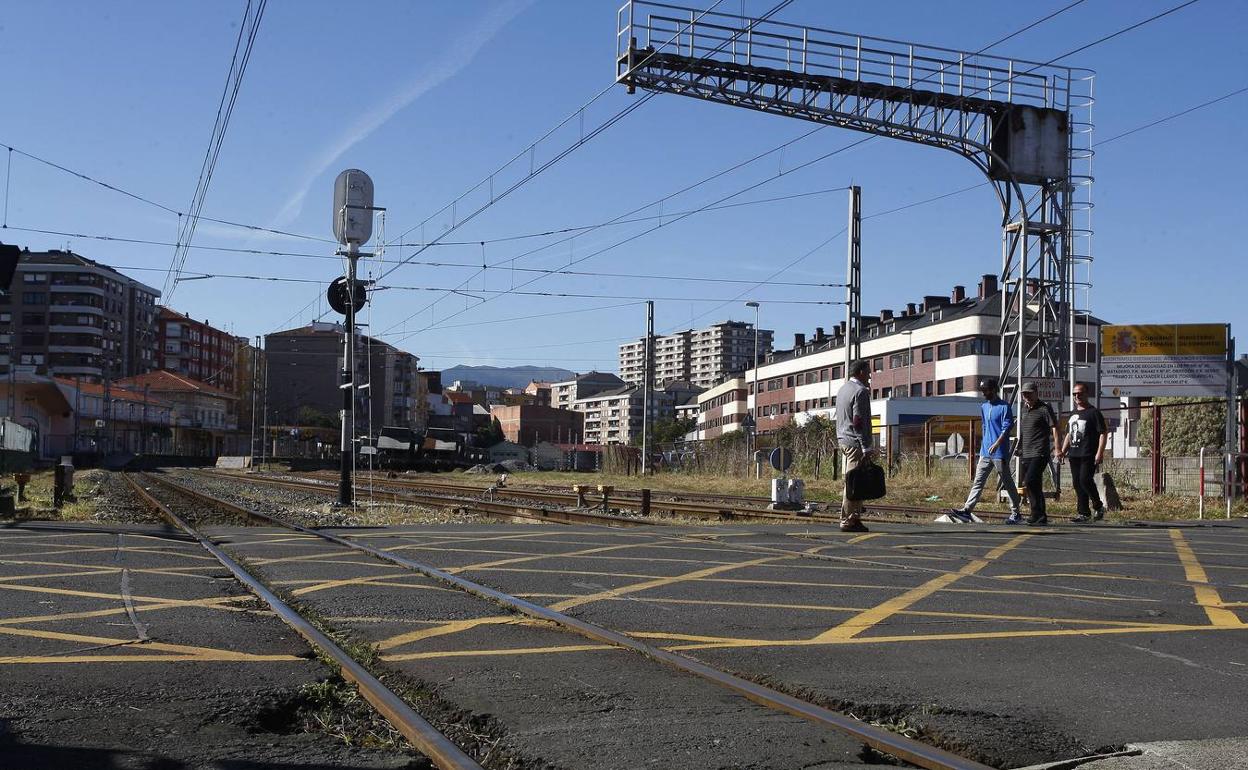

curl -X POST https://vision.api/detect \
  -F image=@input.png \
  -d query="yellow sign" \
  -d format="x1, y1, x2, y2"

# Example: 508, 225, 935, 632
1101, 324, 1226, 357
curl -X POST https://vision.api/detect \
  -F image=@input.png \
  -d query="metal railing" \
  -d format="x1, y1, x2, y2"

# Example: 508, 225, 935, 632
617, 0, 1078, 111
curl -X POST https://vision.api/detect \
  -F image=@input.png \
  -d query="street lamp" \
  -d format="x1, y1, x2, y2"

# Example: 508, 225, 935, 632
745, 302, 760, 474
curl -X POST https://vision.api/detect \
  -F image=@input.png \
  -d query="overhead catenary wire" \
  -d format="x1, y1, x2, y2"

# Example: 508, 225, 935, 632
0, 142, 332, 243
164, 0, 268, 301
375, 0, 1100, 343
359, 0, 797, 335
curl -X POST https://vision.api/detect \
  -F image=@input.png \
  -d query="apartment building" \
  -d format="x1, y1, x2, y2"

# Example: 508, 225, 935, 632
489, 403, 585, 446
0, 249, 159, 381
156, 308, 237, 391
264, 322, 422, 436
619, 321, 773, 389
573, 383, 685, 445
550, 371, 626, 409
693, 276, 1103, 440
696, 376, 749, 439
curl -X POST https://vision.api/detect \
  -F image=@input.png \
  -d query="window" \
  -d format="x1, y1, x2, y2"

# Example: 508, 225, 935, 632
1074, 341, 1098, 363
925, 381, 934, 397
937, 343, 951, 361
911, 383, 923, 397
22, 313, 45, 325
831, 365, 844, 379
871, 389, 879, 399
0, 313, 9, 323
885, 322, 896, 334
819, 368, 828, 382
889, 353, 909, 369
955, 377, 965, 392
931, 309, 943, 322
955, 338, 990, 357
921, 347, 934, 363
22, 273, 47, 283
785, 375, 793, 387
872, 358, 884, 372
21, 292, 47, 305
937, 380, 947, 395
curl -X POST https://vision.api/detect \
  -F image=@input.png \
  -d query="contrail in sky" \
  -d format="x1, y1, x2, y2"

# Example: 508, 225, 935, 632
270, 0, 532, 228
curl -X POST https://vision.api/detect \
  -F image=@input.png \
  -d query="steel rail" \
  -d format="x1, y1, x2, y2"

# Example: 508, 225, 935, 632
143, 471, 991, 770
298, 469, 1010, 523
205, 470, 655, 527
121, 473, 483, 770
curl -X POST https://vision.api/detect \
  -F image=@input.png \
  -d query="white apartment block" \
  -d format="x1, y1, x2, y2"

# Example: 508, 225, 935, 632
619, 320, 773, 390
550, 371, 627, 410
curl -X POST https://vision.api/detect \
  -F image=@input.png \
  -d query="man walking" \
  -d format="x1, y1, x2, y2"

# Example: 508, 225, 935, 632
947, 378, 1022, 523
1017, 382, 1060, 525
836, 360, 875, 533
1062, 382, 1108, 523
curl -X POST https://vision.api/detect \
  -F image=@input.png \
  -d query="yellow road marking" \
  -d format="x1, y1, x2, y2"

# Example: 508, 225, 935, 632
1, 596, 249, 626
0, 625, 301, 662
814, 534, 1031, 642
382, 643, 609, 662
549, 555, 786, 613
377, 616, 545, 651
289, 572, 440, 596
1169, 529, 1243, 627
847, 533, 883, 545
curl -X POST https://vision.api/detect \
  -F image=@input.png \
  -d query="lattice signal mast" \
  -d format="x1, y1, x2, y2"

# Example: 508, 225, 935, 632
616, 1, 1094, 403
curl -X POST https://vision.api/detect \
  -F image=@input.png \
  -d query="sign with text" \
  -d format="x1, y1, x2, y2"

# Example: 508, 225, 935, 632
1101, 324, 1228, 397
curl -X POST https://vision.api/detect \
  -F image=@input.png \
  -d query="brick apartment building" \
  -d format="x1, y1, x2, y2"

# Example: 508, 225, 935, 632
620, 320, 774, 390
489, 403, 585, 447
156, 308, 237, 391
0, 249, 159, 381
694, 276, 1102, 440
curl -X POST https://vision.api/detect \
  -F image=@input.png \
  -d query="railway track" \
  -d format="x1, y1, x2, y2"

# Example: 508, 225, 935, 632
121, 472, 483, 770
200, 469, 657, 527
289, 469, 1010, 524
130, 470, 991, 770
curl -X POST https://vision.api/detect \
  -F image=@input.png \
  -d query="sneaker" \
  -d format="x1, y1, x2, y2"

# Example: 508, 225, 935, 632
840, 520, 869, 533
1026, 516, 1049, 526
1005, 512, 1024, 525
1070, 513, 1092, 523
1092, 508, 1105, 522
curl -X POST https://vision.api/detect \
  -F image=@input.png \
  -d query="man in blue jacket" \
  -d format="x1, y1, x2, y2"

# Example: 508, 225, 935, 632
947, 378, 1022, 523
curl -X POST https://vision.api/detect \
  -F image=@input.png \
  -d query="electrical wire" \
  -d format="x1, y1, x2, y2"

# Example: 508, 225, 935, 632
363, 0, 797, 336
165, 0, 268, 301
0, 142, 331, 243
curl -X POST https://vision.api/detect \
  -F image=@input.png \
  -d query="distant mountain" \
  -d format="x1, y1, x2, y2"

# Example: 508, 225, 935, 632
439, 364, 578, 390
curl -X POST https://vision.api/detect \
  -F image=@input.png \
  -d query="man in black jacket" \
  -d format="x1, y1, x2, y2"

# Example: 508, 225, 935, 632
1017, 382, 1060, 525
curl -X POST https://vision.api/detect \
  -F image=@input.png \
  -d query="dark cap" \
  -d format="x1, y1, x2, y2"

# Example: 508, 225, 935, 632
1020, 381, 1038, 394
977, 377, 998, 392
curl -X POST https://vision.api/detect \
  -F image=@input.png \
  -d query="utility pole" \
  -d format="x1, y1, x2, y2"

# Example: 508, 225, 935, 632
641, 300, 654, 475
250, 335, 259, 463
745, 301, 760, 473
845, 186, 862, 374
339, 247, 360, 505
260, 347, 269, 468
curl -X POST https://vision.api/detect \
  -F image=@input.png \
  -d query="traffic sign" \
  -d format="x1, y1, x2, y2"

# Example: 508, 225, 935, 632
769, 447, 793, 472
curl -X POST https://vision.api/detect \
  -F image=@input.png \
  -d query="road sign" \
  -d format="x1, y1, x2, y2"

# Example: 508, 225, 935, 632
769, 447, 793, 472
1101, 324, 1228, 397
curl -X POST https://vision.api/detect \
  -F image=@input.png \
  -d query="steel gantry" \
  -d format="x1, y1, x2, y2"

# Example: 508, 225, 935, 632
615, 1, 1094, 404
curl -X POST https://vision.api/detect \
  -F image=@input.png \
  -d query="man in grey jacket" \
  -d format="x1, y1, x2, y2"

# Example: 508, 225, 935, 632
836, 360, 875, 532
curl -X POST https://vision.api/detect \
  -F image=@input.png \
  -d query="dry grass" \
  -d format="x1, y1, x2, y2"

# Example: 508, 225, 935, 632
400, 462, 1247, 522
0, 468, 99, 521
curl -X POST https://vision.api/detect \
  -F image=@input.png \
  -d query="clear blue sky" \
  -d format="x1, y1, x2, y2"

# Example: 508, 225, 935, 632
3, 0, 1245, 372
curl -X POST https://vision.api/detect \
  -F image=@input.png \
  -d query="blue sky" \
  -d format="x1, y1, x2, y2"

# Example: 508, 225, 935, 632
3, 0, 1245, 371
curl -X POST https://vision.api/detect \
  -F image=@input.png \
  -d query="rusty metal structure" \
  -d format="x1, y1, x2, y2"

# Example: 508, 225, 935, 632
615, 1, 1094, 404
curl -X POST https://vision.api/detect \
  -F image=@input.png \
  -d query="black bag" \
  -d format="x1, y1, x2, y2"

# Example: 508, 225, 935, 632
845, 461, 886, 501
